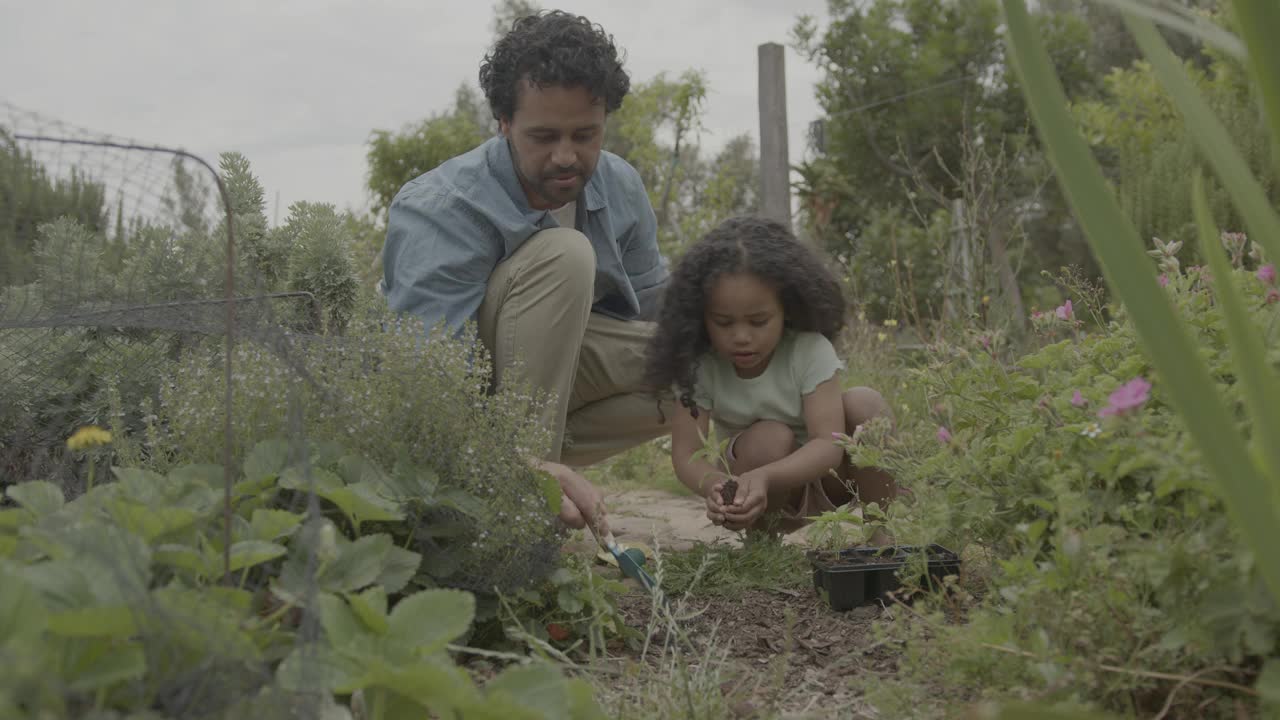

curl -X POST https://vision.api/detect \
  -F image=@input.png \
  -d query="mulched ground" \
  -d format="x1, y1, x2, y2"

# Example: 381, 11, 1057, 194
607, 584, 903, 718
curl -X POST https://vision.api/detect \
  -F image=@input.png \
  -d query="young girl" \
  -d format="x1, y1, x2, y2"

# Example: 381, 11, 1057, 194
645, 216, 899, 536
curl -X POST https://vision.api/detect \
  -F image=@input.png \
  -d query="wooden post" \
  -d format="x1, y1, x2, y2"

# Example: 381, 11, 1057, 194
758, 42, 791, 230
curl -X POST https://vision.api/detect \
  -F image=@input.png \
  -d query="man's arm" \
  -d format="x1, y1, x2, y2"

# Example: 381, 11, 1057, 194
618, 169, 669, 321
382, 186, 502, 333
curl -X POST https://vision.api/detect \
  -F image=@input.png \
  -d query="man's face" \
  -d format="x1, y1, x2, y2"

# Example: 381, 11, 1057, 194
500, 79, 606, 211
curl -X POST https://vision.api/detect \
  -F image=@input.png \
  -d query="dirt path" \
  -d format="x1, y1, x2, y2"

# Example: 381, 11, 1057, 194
599, 488, 813, 551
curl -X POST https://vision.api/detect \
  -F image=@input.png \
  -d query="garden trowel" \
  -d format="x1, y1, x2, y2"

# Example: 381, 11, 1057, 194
593, 528, 664, 603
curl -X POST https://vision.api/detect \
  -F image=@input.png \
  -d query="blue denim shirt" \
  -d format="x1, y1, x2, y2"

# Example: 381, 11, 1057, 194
381, 136, 669, 332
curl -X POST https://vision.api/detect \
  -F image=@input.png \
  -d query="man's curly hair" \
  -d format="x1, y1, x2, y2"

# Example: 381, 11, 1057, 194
644, 216, 847, 416
479, 10, 631, 121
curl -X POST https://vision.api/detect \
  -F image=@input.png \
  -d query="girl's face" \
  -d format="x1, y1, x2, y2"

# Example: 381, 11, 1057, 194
704, 272, 785, 379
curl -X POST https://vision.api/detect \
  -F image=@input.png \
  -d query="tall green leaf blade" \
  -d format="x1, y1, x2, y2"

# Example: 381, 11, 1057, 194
1231, 0, 1280, 175
1002, 0, 1280, 604
1124, 15, 1280, 264
1097, 0, 1246, 58
1192, 174, 1280, 482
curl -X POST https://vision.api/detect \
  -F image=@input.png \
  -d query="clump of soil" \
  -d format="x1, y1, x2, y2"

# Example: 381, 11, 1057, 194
720, 478, 739, 505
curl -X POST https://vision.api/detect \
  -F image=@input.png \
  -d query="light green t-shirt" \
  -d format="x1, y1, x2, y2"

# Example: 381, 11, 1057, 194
691, 330, 844, 444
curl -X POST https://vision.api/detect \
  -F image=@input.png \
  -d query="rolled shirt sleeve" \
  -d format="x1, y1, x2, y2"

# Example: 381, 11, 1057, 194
617, 168, 669, 321
381, 185, 501, 334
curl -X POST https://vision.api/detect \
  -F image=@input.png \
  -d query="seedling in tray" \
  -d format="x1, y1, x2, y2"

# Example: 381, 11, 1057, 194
809, 544, 960, 611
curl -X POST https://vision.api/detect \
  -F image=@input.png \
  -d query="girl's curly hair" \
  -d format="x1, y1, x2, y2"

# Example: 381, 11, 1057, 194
479, 10, 631, 121
644, 216, 847, 415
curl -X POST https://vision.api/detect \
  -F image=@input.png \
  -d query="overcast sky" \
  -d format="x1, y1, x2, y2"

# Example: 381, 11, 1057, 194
2, 1, 831, 223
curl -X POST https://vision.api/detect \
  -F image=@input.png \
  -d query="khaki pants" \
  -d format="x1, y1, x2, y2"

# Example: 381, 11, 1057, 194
477, 228, 672, 466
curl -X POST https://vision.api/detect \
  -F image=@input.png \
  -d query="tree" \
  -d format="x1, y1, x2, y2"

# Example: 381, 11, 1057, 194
365, 84, 492, 216
0, 136, 107, 287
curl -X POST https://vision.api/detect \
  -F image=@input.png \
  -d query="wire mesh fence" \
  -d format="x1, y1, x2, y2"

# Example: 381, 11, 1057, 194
0, 101, 575, 719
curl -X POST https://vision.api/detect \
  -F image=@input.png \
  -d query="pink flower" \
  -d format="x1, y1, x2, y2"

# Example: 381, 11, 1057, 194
1158, 274, 1169, 288
937, 426, 952, 444
1268, 289, 1280, 304
1055, 300, 1073, 321
978, 334, 991, 350
1071, 390, 1086, 407
1258, 264, 1277, 285
831, 432, 847, 442
1031, 310, 1043, 321
1097, 377, 1152, 418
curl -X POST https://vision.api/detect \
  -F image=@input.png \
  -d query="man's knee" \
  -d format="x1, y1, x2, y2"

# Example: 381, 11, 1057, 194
843, 386, 893, 429
515, 228, 596, 299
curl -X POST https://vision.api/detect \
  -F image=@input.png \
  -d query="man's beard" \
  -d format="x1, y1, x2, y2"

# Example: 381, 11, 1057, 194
509, 140, 588, 207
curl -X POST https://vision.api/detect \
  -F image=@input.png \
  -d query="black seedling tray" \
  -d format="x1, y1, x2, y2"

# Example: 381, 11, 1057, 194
809, 544, 961, 611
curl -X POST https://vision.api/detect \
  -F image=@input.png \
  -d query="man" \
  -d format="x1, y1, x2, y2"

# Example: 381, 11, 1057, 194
380, 10, 671, 535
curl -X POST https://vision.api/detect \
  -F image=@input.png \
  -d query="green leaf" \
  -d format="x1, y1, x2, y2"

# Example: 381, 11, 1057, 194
337, 454, 385, 486
537, 470, 562, 515
386, 589, 475, 655
110, 502, 199, 543
1192, 173, 1280, 484
63, 639, 146, 693
0, 563, 47, 643
47, 605, 138, 638
567, 678, 609, 720
438, 488, 486, 518
245, 439, 291, 482
1003, 0, 1280, 609
155, 543, 207, 576
319, 481, 405, 530
556, 587, 585, 614
323, 534, 395, 593
111, 466, 169, 500
484, 663, 571, 719
318, 592, 364, 647
276, 644, 366, 694
0, 508, 29, 531
981, 702, 1121, 719
363, 660, 479, 714
1258, 658, 1280, 702
168, 463, 226, 490
1095, 0, 1245, 58
1231, 0, 1280, 177
5, 481, 64, 517
228, 540, 288, 573
346, 586, 389, 635
148, 584, 261, 662
279, 466, 344, 493
250, 508, 304, 541
376, 544, 422, 594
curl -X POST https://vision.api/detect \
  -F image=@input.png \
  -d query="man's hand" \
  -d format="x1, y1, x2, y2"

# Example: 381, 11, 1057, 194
538, 461, 609, 537
721, 468, 769, 531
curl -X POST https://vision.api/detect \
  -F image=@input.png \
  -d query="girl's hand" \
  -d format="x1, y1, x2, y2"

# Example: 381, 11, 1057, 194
722, 469, 769, 531
705, 480, 729, 526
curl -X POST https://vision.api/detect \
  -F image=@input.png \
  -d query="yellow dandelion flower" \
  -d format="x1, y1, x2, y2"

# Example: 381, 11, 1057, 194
982, 295, 991, 305
877, 332, 889, 343
67, 425, 112, 451
884, 319, 898, 328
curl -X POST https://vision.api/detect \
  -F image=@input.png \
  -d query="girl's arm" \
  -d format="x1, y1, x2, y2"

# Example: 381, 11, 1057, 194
670, 403, 728, 498
752, 376, 846, 493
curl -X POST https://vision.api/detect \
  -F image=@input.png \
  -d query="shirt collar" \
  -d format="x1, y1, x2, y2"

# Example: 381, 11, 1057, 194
490, 136, 607, 214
